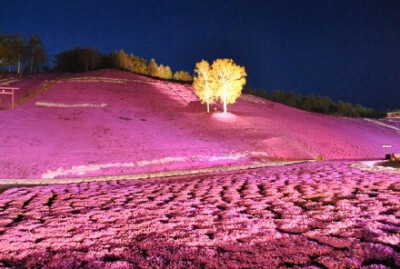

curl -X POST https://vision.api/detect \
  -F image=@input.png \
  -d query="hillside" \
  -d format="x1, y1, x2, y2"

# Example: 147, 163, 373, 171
0, 69, 399, 179
1, 70, 400, 268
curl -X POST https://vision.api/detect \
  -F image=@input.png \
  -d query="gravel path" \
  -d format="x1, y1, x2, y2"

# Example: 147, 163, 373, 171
0, 161, 399, 268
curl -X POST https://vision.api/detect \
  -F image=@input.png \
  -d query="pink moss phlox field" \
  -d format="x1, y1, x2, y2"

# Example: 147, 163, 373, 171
1, 70, 400, 179
379, 118, 400, 129
0, 161, 399, 268
1, 70, 399, 267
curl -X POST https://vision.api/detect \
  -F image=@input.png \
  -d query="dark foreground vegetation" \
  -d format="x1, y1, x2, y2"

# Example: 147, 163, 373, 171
0, 42, 191, 83
0, 33, 47, 75
244, 88, 386, 118
53, 48, 192, 82
1, 32, 192, 82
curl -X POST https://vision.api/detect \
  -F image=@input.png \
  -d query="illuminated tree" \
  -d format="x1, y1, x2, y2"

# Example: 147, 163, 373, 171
173, 70, 192, 82
164, 66, 172, 79
193, 60, 216, 113
131, 54, 148, 75
211, 58, 247, 113
112, 50, 129, 70
148, 58, 158, 77
157, 64, 172, 79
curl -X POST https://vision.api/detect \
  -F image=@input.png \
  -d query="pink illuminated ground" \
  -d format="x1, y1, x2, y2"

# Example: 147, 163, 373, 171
380, 118, 400, 129
0, 70, 399, 179
0, 161, 399, 268
0, 70, 399, 268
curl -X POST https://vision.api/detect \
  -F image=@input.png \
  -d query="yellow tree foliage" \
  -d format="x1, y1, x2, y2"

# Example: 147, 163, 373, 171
158, 64, 166, 78
157, 64, 173, 79
113, 50, 129, 70
111, 51, 192, 82
173, 70, 193, 82
164, 66, 172, 79
193, 60, 216, 113
131, 55, 148, 75
113, 51, 145, 73
148, 58, 159, 77
211, 59, 246, 113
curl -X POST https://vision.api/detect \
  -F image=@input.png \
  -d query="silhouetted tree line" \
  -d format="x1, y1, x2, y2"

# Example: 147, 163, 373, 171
54, 48, 193, 82
1, 36, 193, 82
54, 47, 112, 72
0, 33, 47, 76
244, 88, 385, 118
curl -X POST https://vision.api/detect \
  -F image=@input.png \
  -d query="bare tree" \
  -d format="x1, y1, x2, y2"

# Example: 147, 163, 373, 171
27, 35, 47, 72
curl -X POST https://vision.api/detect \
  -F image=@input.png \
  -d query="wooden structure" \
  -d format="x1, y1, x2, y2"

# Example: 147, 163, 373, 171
390, 153, 400, 161
0, 86, 19, 108
386, 153, 400, 161
387, 111, 400, 118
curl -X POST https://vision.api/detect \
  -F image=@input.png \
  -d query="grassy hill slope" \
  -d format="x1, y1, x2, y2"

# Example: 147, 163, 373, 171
0, 69, 399, 179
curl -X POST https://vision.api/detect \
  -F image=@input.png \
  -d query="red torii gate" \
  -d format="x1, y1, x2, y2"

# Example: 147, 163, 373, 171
0, 86, 19, 108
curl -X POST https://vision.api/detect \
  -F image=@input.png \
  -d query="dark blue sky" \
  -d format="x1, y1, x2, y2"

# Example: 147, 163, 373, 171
1, 0, 399, 110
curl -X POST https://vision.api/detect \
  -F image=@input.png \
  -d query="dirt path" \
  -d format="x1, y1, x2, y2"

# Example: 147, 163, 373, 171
0, 161, 307, 186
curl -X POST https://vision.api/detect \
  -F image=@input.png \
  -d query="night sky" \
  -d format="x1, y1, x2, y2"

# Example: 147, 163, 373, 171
1, 0, 399, 110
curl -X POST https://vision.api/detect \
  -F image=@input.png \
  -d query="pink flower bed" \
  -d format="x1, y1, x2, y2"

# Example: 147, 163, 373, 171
0, 70, 399, 179
1, 70, 399, 268
379, 118, 400, 129
0, 161, 398, 268
0, 73, 60, 108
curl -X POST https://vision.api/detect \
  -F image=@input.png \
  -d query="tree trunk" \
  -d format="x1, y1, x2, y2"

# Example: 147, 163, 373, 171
17, 55, 21, 75
223, 86, 227, 113
206, 102, 210, 113
18, 56, 22, 79
31, 47, 35, 73
223, 99, 227, 113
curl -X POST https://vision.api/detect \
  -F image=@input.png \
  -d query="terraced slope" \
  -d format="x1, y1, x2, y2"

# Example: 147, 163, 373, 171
0, 161, 399, 268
